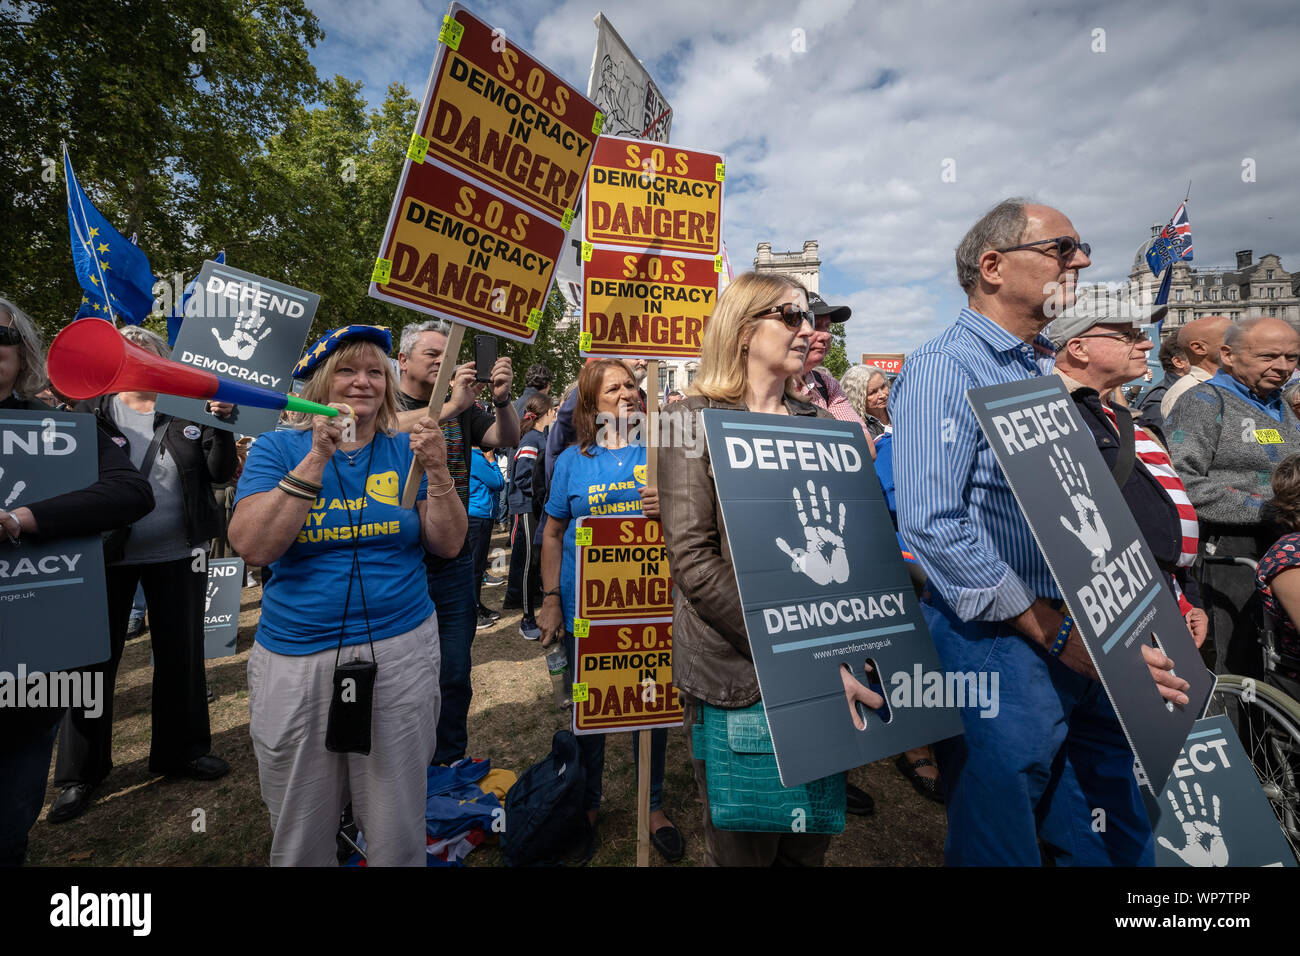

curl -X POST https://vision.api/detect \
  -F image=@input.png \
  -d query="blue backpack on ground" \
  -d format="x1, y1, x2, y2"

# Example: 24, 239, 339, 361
502, 730, 590, 866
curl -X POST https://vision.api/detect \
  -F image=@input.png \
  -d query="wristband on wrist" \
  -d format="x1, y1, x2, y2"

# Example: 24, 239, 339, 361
426, 480, 455, 498
1048, 614, 1073, 657
542, 588, 561, 598
493, 397, 511, 408
283, 471, 322, 494
277, 479, 316, 500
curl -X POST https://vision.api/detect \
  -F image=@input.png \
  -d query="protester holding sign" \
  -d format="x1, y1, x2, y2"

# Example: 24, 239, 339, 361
891, 199, 1184, 866
0, 301, 154, 864
658, 271, 852, 866
538, 358, 681, 862
50, 326, 236, 825
229, 325, 466, 866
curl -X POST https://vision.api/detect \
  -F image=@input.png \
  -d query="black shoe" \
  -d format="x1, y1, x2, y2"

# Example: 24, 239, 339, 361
482, 575, 504, 588
894, 754, 945, 805
48, 782, 98, 824
163, 755, 230, 781
476, 610, 497, 631
846, 783, 875, 816
649, 818, 686, 863
502, 598, 524, 610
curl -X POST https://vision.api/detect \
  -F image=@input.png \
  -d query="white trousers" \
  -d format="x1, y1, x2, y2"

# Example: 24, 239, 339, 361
248, 615, 440, 866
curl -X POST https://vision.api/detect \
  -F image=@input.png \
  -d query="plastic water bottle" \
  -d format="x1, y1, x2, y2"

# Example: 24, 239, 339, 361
545, 641, 569, 709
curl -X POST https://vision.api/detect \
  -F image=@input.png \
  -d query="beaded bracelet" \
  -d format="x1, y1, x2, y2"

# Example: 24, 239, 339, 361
277, 479, 316, 500
1048, 614, 1073, 657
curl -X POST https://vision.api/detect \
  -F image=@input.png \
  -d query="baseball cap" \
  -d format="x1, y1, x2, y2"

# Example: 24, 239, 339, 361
807, 291, 851, 323
1047, 286, 1167, 350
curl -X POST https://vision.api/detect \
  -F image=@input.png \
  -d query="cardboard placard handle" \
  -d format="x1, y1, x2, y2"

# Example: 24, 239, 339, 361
400, 322, 466, 509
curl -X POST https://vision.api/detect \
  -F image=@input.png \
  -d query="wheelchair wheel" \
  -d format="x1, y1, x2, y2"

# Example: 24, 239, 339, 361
1206, 674, 1300, 861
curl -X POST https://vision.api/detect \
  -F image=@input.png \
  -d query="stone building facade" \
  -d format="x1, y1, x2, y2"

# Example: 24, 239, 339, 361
1127, 234, 1297, 334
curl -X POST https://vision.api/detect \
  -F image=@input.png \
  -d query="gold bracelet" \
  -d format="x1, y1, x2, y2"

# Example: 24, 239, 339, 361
426, 480, 456, 498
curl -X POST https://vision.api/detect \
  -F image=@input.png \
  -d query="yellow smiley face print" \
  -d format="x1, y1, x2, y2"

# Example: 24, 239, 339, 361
366, 470, 400, 506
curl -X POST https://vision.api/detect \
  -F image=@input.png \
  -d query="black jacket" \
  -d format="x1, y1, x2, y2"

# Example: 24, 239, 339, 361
76, 394, 236, 548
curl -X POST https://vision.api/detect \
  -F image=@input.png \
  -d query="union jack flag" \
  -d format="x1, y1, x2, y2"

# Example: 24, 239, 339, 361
1145, 202, 1193, 277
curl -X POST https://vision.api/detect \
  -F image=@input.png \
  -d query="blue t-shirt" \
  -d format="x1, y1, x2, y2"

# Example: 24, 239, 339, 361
234, 429, 433, 655
545, 443, 647, 627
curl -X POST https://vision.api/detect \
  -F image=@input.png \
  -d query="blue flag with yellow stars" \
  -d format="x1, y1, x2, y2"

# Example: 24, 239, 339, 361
65, 147, 156, 324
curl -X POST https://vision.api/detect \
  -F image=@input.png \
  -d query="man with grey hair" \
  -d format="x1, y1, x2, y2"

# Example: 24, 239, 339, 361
893, 198, 1185, 866
1167, 315, 1300, 675
1160, 314, 1232, 421
396, 320, 518, 765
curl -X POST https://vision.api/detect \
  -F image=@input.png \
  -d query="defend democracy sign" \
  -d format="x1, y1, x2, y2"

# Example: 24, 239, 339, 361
572, 619, 683, 734
701, 410, 963, 787
967, 376, 1214, 795
0, 411, 109, 673
1153, 715, 1297, 867
159, 260, 318, 436
575, 516, 672, 622
581, 247, 714, 359
371, 161, 566, 341
584, 135, 724, 257
203, 558, 244, 659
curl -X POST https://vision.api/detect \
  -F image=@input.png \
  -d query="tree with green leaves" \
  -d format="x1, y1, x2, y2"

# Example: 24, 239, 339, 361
820, 322, 849, 380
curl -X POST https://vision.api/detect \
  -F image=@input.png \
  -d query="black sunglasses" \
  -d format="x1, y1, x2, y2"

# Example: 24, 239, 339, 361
0, 326, 22, 346
752, 303, 815, 330
996, 235, 1091, 260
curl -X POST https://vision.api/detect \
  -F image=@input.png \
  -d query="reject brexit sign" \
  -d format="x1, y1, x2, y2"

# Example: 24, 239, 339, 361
581, 247, 714, 360
967, 376, 1214, 796
702, 409, 962, 787
584, 135, 724, 256
160, 260, 318, 436
1153, 715, 1297, 867
0, 411, 109, 673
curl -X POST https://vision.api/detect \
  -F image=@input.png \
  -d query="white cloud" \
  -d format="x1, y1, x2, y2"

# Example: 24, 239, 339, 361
307, 0, 1300, 353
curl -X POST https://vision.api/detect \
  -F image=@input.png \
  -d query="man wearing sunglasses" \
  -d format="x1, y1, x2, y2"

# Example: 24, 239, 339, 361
892, 198, 1184, 867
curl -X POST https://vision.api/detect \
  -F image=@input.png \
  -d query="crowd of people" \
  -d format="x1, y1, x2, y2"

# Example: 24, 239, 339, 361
3, 192, 1300, 867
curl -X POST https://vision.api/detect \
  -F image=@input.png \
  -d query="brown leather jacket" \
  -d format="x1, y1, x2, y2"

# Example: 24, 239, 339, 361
659, 393, 827, 707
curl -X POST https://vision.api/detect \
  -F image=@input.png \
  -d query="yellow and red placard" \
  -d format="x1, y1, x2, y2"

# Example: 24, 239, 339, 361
575, 516, 672, 621
580, 248, 715, 359
572, 620, 683, 733
370, 3, 600, 342
376, 163, 565, 338
583, 135, 724, 256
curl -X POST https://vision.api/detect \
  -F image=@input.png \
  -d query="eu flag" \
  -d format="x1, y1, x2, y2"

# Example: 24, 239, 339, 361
65, 147, 157, 324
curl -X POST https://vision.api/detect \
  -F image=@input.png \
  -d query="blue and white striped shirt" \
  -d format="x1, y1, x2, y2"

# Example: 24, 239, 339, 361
890, 307, 1060, 622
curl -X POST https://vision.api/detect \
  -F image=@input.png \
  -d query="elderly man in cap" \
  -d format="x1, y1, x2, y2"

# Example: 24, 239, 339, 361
799, 293, 875, 451
1167, 315, 1300, 675
892, 198, 1190, 866
1050, 303, 1208, 649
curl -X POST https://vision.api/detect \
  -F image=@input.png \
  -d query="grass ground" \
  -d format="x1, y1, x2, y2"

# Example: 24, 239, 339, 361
26, 531, 946, 867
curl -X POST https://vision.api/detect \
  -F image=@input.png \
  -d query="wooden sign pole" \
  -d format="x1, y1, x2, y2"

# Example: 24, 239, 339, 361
399, 322, 466, 509
636, 358, 659, 868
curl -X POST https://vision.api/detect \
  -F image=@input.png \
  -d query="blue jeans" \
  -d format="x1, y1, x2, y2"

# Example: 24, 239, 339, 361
564, 629, 667, 812
923, 591, 1154, 866
0, 712, 61, 866
424, 549, 477, 765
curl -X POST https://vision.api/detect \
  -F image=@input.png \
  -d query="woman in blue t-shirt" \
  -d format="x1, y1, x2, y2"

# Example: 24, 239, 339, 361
229, 325, 466, 867
538, 359, 683, 862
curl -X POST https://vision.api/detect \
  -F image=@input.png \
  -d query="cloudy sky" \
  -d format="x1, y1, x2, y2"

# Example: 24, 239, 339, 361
306, 0, 1300, 358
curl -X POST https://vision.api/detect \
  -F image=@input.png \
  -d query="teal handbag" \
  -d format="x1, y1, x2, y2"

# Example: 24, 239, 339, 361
693, 700, 846, 833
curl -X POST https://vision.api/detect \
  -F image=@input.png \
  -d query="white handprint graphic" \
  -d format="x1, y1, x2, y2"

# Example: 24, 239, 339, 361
776, 480, 849, 586
213, 311, 271, 361
1051, 445, 1110, 572
1157, 778, 1228, 866
0, 466, 26, 508
204, 579, 218, 613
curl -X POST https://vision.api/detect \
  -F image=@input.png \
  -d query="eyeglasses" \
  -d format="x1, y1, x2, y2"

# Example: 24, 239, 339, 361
1074, 329, 1149, 345
995, 236, 1091, 260
0, 325, 22, 346
752, 303, 815, 330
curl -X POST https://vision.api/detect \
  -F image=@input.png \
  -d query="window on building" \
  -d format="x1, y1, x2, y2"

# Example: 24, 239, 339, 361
1267, 269, 1275, 279
1228, 288, 1238, 300
1269, 287, 1277, 298
1210, 289, 1219, 300
658, 367, 669, 395
1179, 310, 1187, 321
1175, 290, 1183, 301
1194, 290, 1201, 301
